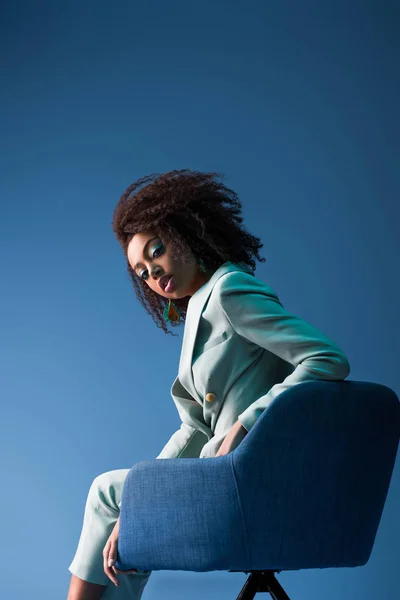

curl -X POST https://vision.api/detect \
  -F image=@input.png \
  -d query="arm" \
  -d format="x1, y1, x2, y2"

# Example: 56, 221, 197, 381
217, 271, 351, 432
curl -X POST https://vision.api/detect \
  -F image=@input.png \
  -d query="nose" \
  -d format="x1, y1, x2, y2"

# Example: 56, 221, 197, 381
151, 266, 163, 280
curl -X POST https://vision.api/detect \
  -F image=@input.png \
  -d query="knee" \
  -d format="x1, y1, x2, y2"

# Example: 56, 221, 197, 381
87, 469, 128, 510
92, 470, 113, 486
88, 470, 114, 502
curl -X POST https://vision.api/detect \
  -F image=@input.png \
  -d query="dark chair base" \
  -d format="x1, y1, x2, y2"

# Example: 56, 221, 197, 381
232, 571, 291, 600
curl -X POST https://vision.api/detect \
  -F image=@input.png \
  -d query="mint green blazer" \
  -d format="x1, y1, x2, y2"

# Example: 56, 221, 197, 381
156, 261, 351, 460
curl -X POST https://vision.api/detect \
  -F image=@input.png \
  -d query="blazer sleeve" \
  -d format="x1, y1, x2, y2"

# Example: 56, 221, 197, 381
217, 270, 351, 432
156, 376, 210, 459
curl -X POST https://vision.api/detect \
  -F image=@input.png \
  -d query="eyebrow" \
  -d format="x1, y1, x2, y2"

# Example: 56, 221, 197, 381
133, 237, 159, 271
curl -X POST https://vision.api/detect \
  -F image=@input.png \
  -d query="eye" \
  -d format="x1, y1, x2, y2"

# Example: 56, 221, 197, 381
139, 244, 164, 280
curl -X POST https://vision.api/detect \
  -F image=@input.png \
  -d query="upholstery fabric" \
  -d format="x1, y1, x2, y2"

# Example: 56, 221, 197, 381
115, 380, 400, 573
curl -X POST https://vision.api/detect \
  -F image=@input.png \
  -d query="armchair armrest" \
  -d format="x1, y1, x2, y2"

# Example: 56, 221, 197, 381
115, 454, 250, 572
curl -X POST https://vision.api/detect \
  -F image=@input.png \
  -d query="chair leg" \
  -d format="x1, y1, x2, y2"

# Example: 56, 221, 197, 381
235, 571, 292, 600
236, 572, 259, 600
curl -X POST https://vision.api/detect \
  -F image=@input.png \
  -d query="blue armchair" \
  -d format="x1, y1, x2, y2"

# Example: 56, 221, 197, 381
115, 380, 400, 599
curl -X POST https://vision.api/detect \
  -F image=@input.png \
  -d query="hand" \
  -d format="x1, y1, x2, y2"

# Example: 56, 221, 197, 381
103, 517, 138, 587
215, 420, 248, 457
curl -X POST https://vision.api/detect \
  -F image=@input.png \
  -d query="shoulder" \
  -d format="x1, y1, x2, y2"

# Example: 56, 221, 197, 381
213, 268, 281, 303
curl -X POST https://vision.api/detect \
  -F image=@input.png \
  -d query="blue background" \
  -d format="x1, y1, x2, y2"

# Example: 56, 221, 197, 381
1, 1, 398, 598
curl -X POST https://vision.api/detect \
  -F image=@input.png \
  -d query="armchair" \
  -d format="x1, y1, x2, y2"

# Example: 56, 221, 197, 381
115, 380, 400, 599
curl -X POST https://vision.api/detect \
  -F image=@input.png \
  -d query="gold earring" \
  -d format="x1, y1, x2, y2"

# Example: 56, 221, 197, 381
163, 299, 181, 323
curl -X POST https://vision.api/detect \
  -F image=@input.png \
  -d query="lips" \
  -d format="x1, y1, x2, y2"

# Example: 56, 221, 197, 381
159, 274, 172, 291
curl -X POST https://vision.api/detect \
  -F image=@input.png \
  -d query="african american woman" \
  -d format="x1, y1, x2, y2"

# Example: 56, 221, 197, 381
67, 169, 350, 600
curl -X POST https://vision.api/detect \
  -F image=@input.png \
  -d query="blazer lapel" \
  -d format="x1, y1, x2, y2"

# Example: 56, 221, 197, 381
178, 260, 253, 402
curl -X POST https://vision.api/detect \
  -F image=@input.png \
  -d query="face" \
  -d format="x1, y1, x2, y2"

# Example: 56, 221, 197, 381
127, 230, 211, 299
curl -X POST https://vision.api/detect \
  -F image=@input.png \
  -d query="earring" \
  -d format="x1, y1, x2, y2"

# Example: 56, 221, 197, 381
198, 258, 206, 273
163, 299, 181, 323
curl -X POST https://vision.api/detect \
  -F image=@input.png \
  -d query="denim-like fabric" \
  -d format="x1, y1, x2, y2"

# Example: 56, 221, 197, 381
232, 380, 399, 571
115, 380, 399, 573
116, 453, 249, 572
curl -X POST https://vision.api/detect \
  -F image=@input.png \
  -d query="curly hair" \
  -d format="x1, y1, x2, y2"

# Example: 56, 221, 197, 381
111, 169, 266, 336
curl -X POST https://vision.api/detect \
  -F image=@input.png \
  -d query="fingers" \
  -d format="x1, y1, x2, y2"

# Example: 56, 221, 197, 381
114, 567, 138, 574
103, 540, 120, 587
102, 518, 139, 585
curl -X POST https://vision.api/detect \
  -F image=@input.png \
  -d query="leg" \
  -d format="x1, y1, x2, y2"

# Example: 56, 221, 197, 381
67, 469, 152, 599
67, 574, 106, 600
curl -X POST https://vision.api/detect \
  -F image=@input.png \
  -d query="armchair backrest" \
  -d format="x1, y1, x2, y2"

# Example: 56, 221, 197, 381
231, 380, 400, 570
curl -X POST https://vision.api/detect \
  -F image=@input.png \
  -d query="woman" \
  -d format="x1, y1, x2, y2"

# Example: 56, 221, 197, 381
67, 169, 350, 599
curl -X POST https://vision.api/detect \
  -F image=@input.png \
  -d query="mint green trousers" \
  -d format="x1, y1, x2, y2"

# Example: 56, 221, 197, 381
68, 469, 152, 599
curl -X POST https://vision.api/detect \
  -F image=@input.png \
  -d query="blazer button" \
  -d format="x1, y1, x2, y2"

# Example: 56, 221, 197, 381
205, 392, 216, 403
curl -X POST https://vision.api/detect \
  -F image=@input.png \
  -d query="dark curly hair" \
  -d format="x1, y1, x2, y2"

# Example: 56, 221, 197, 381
112, 169, 266, 336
